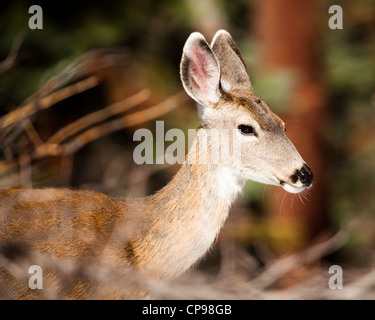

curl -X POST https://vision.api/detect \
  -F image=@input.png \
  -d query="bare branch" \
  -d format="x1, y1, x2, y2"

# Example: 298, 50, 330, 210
46, 89, 151, 145
22, 118, 44, 148
62, 91, 188, 155
0, 76, 100, 130
247, 229, 348, 290
33, 91, 188, 158
0, 32, 26, 74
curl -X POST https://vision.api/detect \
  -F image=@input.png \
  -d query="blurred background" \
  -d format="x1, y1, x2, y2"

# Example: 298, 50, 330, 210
1, 0, 375, 298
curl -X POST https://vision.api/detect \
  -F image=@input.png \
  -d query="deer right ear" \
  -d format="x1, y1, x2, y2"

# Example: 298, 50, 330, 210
180, 32, 221, 106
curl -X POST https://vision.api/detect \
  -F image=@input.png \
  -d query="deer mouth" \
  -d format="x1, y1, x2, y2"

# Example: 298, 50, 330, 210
279, 180, 308, 194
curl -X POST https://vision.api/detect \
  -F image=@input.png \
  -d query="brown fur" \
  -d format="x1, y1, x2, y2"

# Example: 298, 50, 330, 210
0, 146, 239, 298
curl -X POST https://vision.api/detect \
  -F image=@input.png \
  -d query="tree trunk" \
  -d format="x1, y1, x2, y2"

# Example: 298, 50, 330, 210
255, 0, 328, 250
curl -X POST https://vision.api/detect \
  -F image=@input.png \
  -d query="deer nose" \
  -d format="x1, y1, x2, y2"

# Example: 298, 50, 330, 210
295, 164, 313, 187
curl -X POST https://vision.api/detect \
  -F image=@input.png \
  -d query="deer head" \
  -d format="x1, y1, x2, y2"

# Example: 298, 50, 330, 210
180, 30, 313, 193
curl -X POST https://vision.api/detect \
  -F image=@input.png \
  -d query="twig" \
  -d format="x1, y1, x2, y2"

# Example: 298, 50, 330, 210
0, 76, 100, 130
22, 118, 44, 148
116, 91, 188, 127
33, 91, 189, 157
19, 152, 32, 188
322, 268, 375, 300
63, 91, 188, 155
0, 32, 25, 74
46, 89, 151, 145
22, 48, 129, 107
248, 230, 349, 290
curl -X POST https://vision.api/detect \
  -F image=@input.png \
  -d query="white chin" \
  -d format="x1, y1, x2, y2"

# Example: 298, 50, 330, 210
281, 183, 306, 194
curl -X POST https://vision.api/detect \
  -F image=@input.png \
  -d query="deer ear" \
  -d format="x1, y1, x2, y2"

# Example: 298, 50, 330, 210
211, 30, 253, 94
180, 32, 221, 106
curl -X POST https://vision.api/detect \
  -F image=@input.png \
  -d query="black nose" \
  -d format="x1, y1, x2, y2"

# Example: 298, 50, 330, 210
296, 164, 313, 187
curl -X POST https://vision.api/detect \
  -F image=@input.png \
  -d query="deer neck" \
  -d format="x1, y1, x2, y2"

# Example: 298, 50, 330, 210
135, 129, 246, 278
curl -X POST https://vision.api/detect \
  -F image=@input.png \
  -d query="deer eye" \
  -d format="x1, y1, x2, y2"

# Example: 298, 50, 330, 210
238, 124, 256, 136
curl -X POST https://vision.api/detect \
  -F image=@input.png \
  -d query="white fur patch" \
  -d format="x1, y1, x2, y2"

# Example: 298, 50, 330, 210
281, 183, 306, 194
215, 167, 246, 203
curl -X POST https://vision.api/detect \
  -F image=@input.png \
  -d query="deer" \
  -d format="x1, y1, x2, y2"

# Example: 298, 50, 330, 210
0, 30, 313, 299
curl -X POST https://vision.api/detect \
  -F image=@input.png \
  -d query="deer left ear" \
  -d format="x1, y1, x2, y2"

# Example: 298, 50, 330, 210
180, 32, 221, 106
211, 30, 254, 94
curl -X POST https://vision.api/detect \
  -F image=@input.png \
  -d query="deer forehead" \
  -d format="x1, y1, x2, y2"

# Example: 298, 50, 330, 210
207, 91, 284, 132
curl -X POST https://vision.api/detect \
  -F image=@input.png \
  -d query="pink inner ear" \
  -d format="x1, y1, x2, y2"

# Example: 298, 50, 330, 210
190, 44, 214, 93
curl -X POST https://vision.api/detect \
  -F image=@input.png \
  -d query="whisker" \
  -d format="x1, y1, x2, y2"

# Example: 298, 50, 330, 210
278, 190, 288, 218
291, 194, 299, 220
297, 192, 306, 206
262, 184, 268, 202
